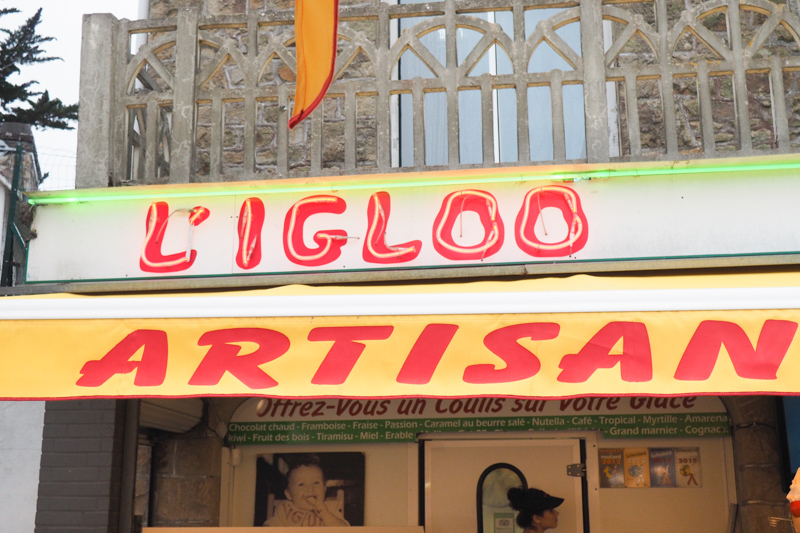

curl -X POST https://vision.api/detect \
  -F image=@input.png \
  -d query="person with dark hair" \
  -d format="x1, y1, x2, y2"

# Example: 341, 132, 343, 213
264, 454, 349, 527
507, 487, 564, 532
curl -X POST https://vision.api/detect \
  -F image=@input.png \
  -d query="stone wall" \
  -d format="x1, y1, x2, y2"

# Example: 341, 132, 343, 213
139, 398, 241, 528
147, 427, 223, 527
136, 0, 378, 186
608, 1, 800, 156
150, 0, 368, 18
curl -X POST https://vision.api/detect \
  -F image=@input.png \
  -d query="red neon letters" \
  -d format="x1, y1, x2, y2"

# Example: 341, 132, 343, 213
77, 319, 796, 390
138, 187, 591, 273
515, 186, 588, 257
433, 190, 504, 260
140, 202, 211, 273
363, 192, 421, 264
236, 198, 265, 270
283, 195, 349, 266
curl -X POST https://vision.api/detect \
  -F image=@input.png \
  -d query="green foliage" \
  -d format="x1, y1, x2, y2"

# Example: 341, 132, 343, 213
0, 7, 77, 130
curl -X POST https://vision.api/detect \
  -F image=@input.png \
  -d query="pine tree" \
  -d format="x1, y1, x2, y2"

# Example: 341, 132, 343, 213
0, 7, 77, 130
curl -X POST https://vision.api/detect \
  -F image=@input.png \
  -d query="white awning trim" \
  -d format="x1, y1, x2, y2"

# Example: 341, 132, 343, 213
2, 286, 800, 320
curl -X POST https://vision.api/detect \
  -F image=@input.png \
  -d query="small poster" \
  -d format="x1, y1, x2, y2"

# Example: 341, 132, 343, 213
494, 513, 515, 533
598, 448, 625, 488
675, 447, 702, 488
623, 447, 651, 488
649, 448, 677, 488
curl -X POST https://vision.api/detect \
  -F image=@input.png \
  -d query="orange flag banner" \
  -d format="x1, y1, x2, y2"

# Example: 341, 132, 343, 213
290, 0, 340, 129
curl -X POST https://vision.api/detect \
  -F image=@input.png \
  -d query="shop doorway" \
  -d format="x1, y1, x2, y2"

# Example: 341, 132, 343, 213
423, 438, 589, 533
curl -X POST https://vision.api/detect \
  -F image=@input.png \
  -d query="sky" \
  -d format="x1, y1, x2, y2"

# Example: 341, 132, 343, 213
5, 0, 143, 190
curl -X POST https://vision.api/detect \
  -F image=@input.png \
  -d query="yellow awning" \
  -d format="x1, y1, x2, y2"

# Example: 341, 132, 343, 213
3, 272, 800, 400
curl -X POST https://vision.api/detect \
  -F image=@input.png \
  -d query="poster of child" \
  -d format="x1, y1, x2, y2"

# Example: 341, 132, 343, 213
254, 452, 365, 527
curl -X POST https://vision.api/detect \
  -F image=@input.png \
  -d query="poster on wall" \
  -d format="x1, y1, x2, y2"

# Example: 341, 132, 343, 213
623, 448, 651, 488
675, 448, 702, 488
598, 449, 625, 488
599, 447, 700, 489
649, 448, 677, 488
254, 452, 365, 527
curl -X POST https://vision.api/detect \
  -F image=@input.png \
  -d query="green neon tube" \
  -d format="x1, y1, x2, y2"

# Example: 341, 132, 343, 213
27, 158, 800, 205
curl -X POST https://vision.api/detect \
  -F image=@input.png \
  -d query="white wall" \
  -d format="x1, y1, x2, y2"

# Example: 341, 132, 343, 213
0, 401, 46, 532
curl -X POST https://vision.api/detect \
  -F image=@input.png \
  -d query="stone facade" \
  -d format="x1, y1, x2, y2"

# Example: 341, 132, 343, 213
78, 1, 800, 189
149, 429, 223, 527
139, 398, 239, 527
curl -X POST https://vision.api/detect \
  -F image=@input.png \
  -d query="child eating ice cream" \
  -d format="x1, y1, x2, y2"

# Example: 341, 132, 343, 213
264, 454, 349, 527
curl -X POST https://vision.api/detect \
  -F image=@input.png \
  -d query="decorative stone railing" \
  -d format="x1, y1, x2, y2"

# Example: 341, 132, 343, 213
76, 0, 800, 189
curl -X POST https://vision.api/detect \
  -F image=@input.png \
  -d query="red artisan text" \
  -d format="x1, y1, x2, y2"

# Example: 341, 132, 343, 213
77, 319, 797, 389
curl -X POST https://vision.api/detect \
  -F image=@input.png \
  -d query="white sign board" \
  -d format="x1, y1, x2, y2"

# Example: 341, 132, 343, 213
25, 166, 800, 282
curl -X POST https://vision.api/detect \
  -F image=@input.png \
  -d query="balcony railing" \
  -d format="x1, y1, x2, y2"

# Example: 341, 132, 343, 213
76, 0, 800, 189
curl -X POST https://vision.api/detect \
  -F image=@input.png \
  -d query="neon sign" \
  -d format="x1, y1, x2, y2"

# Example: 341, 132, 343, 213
135, 185, 588, 274
140, 202, 210, 273
363, 192, 421, 263
28, 158, 800, 283
236, 198, 264, 270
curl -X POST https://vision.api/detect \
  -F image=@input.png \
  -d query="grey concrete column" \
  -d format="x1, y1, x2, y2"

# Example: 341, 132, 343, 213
728, 0, 754, 153
171, 8, 200, 183
579, 0, 610, 163
76, 14, 120, 189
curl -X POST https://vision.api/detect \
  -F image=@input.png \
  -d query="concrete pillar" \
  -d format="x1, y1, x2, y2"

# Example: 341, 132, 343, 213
170, 8, 200, 183
579, 0, 610, 163
76, 14, 121, 189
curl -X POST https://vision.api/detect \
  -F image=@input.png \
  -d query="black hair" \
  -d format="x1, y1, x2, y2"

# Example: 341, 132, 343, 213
507, 486, 563, 529
507, 487, 536, 528
284, 453, 325, 484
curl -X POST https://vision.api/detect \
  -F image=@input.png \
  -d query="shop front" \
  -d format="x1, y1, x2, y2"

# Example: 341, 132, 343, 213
6, 158, 800, 532
218, 395, 733, 532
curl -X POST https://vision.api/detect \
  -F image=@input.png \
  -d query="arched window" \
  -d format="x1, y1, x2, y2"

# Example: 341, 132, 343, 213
477, 463, 527, 533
